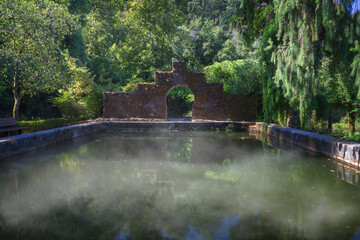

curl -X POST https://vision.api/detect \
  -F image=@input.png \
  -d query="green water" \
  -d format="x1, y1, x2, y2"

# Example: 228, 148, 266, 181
0, 131, 360, 240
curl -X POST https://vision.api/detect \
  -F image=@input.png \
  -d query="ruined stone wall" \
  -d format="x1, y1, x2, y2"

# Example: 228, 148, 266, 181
103, 61, 256, 121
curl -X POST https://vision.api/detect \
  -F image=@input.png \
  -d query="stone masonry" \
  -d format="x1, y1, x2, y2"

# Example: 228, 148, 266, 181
103, 61, 256, 121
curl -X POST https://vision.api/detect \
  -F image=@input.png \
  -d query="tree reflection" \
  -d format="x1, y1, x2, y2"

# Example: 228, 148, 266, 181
167, 138, 193, 163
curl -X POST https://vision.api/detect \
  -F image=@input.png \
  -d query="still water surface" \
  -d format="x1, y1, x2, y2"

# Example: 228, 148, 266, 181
0, 131, 360, 240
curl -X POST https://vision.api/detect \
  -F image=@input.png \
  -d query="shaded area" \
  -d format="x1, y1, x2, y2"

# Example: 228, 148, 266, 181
166, 87, 194, 119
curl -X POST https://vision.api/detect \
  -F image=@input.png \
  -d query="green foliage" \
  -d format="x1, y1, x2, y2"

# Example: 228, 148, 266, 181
167, 138, 193, 162
235, 0, 360, 132
0, 0, 78, 119
121, 79, 143, 93
18, 118, 67, 133
319, 57, 351, 104
173, 17, 235, 70
230, 0, 273, 46
225, 123, 235, 133
82, 88, 103, 118
0, 82, 6, 98
4, 0, 359, 129
167, 87, 194, 118
1, 0, 248, 120
187, 0, 239, 25
51, 92, 88, 121
343, 132, 360, 142
270, 0, 359, 127
307, 110, 328, 134
352, 40, 360, 99
52, 52, 113, 120
81, 2, 125, 85
204, 59, 263, 95
271, 0, 319, 125
214, 39, 259, 62
107, 0, 182, 83
259, 18, 290, 124
332, 123, 349, 138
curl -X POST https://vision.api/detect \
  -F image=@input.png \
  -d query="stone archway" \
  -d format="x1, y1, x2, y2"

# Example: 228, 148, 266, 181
166, 86, 194, 119
103, 61, 256, 121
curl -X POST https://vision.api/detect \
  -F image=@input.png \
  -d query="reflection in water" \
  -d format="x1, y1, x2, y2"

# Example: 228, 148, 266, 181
216, 216, 242, 240
115, 231, 129, 240
352, 229, 360, 240
253, 131, 360, 187
182, 225, 206, 240
0, 131, 360, 239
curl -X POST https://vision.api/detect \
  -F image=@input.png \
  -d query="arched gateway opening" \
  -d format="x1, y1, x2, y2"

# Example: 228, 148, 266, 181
103, 61, 257, 121
166, 86, 194, 120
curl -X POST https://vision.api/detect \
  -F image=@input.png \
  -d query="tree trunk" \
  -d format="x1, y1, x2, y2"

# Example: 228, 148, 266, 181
349, 109, 356, 135
328, 105, 332, 134
12, 92, 22, 121
287, 110, 298, 128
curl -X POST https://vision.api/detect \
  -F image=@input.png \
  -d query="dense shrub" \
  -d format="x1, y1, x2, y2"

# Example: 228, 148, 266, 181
51, 92, 88, 121
307, 110, 328, 134
204, 59, 263, 95
18, 118, 67, 133
82, 89, 103, 118
343, 132, 360, 142
332, 123, 349, 138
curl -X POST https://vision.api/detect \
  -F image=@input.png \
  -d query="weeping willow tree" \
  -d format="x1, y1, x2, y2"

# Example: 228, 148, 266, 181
236, 0, 360, 133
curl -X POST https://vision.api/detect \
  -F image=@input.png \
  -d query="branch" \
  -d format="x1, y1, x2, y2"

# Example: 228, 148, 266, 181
2, 78, 13, 90
248, 0, 269, 8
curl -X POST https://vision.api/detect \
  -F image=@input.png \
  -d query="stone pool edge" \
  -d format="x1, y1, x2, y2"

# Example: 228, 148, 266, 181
252, 123, 360, 168
0, 122, 99, 159
1, 120, 360, 168
0, 120, 252, 159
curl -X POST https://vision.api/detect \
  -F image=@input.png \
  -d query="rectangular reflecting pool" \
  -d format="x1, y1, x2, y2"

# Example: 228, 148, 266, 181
0, 131, 360, 240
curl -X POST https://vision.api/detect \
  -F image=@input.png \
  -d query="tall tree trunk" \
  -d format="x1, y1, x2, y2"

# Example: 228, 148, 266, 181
349, 107, 356, 135
287, 110, 298, 128
328, 105, 332, 134
12, 91, 22, 121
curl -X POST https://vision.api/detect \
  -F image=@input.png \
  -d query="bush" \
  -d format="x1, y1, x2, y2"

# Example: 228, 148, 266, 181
51, 92, 88, 121
307, 110, 328, 134
82, 89, 103, 118
204, 59, 263, 95
18, 118, 67, 133
343, 132, 360, 142
332, 123, 349, 138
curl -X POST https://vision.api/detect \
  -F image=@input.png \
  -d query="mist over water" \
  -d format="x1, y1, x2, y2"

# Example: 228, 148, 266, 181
0, 131, 360, 240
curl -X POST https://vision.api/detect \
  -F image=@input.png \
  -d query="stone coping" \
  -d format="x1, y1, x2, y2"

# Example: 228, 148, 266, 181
252, 123, 360, 168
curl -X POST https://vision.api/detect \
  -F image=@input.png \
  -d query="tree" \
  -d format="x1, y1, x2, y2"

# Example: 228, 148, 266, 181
52, 50, 121, 120
204, 59, 263, 95
173, 17, 232, 70
0, 0, 77, 119
81, 1, 125, 85
97, 0, 183, 86
237, 0, 360, 132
